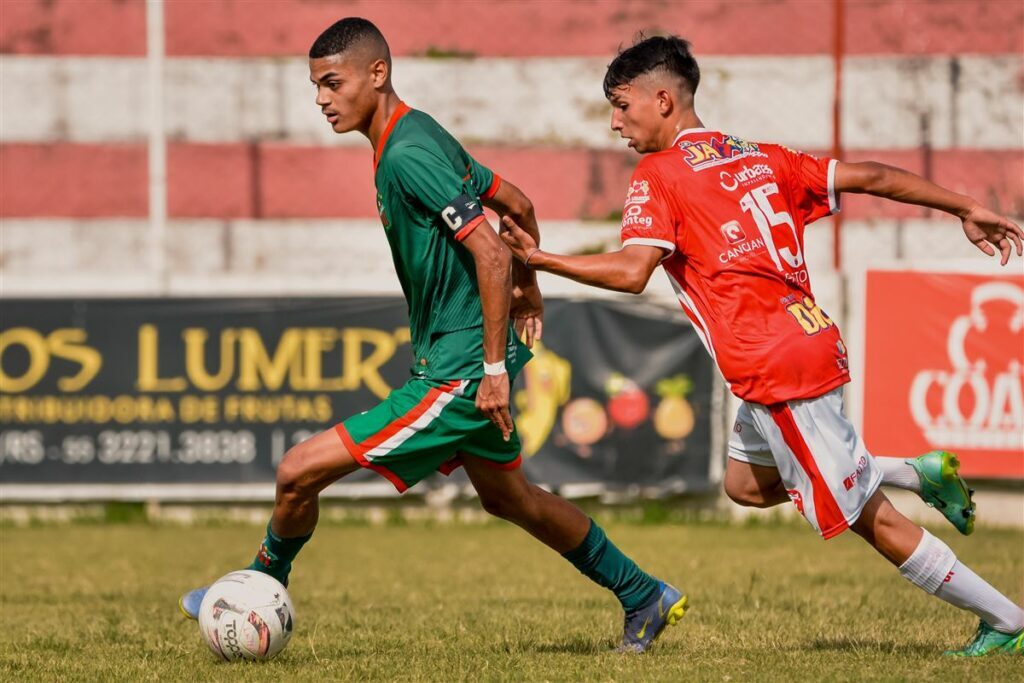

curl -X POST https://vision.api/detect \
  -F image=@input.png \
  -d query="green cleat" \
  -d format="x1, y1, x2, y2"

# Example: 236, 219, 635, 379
906, 451, 976, 535
945, 620, 1024, 657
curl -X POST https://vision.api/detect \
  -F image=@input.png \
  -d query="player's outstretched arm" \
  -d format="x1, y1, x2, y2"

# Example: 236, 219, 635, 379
500, 215, 663, 294
484, 179, 543, 346
834, 161, 1024, 265
461, 219, 515, 441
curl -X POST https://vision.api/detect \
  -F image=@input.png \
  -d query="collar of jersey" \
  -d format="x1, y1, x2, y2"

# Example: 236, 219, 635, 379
373, 101, 412, 172
671, 127, 711, 146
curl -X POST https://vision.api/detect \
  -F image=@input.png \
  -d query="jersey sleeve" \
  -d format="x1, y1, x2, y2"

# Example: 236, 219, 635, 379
388, 143, 487, 242
619, 160, 678, 258
468, 155, 501, 201
778, 146, 839, 225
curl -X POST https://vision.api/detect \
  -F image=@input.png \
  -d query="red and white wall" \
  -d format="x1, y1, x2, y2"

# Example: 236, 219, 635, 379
2, 0, 1021, 298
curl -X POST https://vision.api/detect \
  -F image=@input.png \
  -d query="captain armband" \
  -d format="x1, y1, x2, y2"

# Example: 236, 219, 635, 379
440, 193, 486, 241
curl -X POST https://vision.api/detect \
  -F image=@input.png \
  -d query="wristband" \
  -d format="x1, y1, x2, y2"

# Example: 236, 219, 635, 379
483, 360, 507, 376
524, 248, 540, 268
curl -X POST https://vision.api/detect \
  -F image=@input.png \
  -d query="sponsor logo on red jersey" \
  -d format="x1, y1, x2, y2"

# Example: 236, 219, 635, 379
625, 179, 651, 205
719, 163, 774, 192
720, 220, 746, 244
679, 135, 765, 171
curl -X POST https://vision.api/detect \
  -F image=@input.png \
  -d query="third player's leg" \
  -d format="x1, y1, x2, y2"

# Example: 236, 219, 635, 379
460, 453, 590, 552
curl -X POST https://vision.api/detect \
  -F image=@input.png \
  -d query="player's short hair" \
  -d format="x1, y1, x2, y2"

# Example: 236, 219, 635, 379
603, 35, 700, 99
309, 17, 390, 63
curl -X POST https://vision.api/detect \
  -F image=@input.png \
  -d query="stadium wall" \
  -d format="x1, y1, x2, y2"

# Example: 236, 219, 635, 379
2, 1, 1020, 301
1, 1, 1022, 498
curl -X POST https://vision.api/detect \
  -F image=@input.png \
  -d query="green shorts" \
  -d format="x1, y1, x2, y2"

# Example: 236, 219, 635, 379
335, 378, 521, 492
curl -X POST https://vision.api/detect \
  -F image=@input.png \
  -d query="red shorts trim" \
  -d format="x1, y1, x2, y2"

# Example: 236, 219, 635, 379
335, 423, 409, 493
768, 404, 850, 539
341, 381, 462, 460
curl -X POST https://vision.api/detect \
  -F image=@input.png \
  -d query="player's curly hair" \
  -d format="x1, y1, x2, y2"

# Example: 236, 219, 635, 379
309, 17, 390, 62
603, 34, 700, 99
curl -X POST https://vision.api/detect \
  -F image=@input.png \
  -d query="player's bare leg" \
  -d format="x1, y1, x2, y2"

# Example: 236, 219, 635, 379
851, 490, 1023, 656
723, 458, 789, 508
849, 489, 925, 564
180, 430, 360, 618
460, 452, 589, 551
271, 429, 361, 537
460, 453, 687, 652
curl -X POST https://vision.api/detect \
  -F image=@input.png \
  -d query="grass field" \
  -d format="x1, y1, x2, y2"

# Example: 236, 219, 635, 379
1, 516, 1021, 681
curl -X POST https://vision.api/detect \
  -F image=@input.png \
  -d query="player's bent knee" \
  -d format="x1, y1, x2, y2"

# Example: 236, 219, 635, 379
724, 480, 769, 508
477, 493, 507, 519
275, 445, 319, 500
477, 486, 538, 523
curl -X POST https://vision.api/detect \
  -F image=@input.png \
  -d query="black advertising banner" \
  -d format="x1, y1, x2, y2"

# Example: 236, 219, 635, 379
513, 300, 714, 492
0, 298, 713, 495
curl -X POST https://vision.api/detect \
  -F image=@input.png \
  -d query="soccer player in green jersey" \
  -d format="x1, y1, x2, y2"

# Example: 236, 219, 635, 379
180, 18, 685, 654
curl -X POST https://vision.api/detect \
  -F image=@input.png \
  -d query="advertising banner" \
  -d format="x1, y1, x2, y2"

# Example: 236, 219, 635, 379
0, 298, 714, 496
863, 271, 1024, 478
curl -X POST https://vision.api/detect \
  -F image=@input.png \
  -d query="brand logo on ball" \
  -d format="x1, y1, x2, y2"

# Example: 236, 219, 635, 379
223, 621, 243, 659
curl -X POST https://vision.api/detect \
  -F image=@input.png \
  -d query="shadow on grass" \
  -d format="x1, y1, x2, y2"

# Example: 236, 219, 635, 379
809, 636, 937, 656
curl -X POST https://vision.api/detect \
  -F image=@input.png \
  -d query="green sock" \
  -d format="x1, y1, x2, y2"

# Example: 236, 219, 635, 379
561, 519, 661, 613
247, 521, 312, 587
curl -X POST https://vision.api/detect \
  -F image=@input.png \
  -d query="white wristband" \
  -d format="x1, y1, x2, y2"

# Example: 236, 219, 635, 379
483, 360, 507, 376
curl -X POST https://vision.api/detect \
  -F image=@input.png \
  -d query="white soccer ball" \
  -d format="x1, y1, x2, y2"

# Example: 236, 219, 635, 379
197, 570, 295, 661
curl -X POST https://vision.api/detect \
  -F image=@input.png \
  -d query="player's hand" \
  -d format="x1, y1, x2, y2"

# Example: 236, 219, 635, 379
477, 372, 513, 441
962, 205, 1024, 266
500, 215, 539, 264
510, 281, 543, 348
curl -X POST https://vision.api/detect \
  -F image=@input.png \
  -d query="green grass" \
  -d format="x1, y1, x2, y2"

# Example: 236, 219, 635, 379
1, 519, 1021, 681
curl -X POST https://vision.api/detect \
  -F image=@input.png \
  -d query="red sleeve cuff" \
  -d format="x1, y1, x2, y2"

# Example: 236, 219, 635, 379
455, 215, 486, 242
482, 174, 502, 200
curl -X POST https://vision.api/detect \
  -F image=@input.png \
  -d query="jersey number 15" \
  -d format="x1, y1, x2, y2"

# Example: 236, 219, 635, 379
738, 183, 804, 272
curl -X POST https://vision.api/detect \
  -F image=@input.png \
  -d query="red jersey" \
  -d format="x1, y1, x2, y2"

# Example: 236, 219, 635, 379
620, 128, 849, 405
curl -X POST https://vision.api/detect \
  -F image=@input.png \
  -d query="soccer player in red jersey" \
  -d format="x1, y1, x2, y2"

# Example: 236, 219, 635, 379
500, 36, 1024, 657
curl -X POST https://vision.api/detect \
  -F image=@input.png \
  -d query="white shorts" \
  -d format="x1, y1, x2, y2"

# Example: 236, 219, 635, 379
727, 387, 882, 539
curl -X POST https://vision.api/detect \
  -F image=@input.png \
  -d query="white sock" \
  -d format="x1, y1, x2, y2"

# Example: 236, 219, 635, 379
936, 561, 1024, 634
875, 456, 921, 492
899, 529, 1024, 634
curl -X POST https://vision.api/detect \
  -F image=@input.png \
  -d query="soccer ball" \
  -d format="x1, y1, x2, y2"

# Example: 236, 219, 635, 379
197, 570, 295, 661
